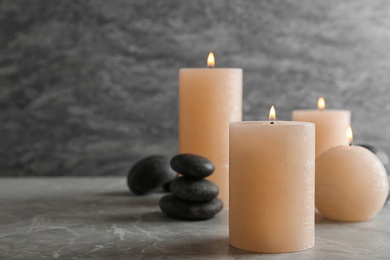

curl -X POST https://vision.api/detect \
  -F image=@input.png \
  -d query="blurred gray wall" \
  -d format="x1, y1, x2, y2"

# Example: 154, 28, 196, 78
1, 0, 390, 176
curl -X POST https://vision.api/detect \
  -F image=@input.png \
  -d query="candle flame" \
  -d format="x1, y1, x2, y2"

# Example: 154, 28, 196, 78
269, 106, 276, 121
346, 126, 353, 144
207, 52, 215, 68
318, 97, 326, 111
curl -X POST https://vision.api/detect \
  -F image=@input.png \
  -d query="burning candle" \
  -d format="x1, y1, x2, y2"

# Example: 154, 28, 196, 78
316, 126, 389, 221
229, 107, 315, 253
179, 52, 242, 206
292, 97, 351, 158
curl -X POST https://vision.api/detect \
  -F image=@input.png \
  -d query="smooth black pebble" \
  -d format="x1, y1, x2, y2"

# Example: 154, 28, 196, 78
170, 154, 215, 179
159, 194, 223, 220
170, 177, 219, 201
127, 155, 177, 195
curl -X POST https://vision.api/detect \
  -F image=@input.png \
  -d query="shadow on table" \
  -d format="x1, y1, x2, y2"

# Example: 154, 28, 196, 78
96, 191, 134, 197
119, 236, 262, 258
99, 211, 179, 223
96, 191, 164, 206
97, 188, 168, 197
67, 237, 262, 258
315, 210, 358, 225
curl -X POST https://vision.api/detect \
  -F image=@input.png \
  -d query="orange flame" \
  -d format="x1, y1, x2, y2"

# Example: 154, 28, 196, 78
346, 126, 353, 144
318, 97, 325, 111
207, 52, 215, 68
269, 106, 276, 121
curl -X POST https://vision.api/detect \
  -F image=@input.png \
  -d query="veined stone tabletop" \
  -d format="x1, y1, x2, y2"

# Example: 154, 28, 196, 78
0, 177, 389, 259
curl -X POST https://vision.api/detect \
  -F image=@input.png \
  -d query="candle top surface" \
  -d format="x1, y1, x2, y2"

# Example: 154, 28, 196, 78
292, 109, 350, 113
230, 121, 314, 127
179, 68, 242, 71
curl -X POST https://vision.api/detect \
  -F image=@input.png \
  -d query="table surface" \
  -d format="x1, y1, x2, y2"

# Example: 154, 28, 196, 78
1, 177, 389, 259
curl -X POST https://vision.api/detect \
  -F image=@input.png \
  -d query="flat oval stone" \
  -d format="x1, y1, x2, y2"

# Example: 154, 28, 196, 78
127, 155, 177, 195
170, 177, 219, 201
170, 154, 215, 179
159, 194, 223, 220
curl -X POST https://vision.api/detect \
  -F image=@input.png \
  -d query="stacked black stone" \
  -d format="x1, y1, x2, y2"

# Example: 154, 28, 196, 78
159, 154, 223, 220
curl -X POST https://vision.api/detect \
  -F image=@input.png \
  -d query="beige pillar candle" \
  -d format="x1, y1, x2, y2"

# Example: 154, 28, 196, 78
179, 53, 242, 206
292, 97, 351, 158
229, 107, 315, 253
316, 127, 389, 221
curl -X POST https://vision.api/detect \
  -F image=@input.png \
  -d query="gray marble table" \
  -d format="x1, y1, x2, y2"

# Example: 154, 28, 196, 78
0, 177, 389, 259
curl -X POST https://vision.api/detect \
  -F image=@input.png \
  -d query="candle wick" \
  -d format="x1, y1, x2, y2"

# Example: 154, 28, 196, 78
349, 143, 352, 146
270, 121, 274, 125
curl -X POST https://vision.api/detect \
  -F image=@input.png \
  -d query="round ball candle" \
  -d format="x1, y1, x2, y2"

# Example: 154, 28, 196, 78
292, 97, 351, 158
316, 127, 389, 222
229, 107, 315, 253
179, 53, 242, 206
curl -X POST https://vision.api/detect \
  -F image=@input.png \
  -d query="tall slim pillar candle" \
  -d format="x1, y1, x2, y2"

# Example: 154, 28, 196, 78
229, 118, 315, 252
179, 53, 242, 206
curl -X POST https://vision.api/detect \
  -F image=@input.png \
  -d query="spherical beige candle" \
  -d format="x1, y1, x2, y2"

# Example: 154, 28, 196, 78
292, 97, 351, 158
179, 53, 242, 206
316, 127, 389, 222
229, 115, 315, 253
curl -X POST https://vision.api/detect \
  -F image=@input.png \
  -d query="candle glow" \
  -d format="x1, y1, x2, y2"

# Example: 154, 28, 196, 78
207, 52, 215, 68
318, 97, 326, 111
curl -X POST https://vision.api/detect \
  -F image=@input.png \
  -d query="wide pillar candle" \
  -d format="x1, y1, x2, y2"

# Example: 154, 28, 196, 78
229, 121, 315, 253
292, 107, 350, 158
179, 67, 242, 206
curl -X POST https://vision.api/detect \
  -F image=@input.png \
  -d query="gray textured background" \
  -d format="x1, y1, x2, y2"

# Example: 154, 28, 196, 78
1, 0, 390, 176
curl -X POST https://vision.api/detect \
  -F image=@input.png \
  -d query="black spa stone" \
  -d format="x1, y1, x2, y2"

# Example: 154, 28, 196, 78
127, 155, 177, 195
170, 177, 219, 202
159, 194, 223, 220
170, 154, 215, 179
